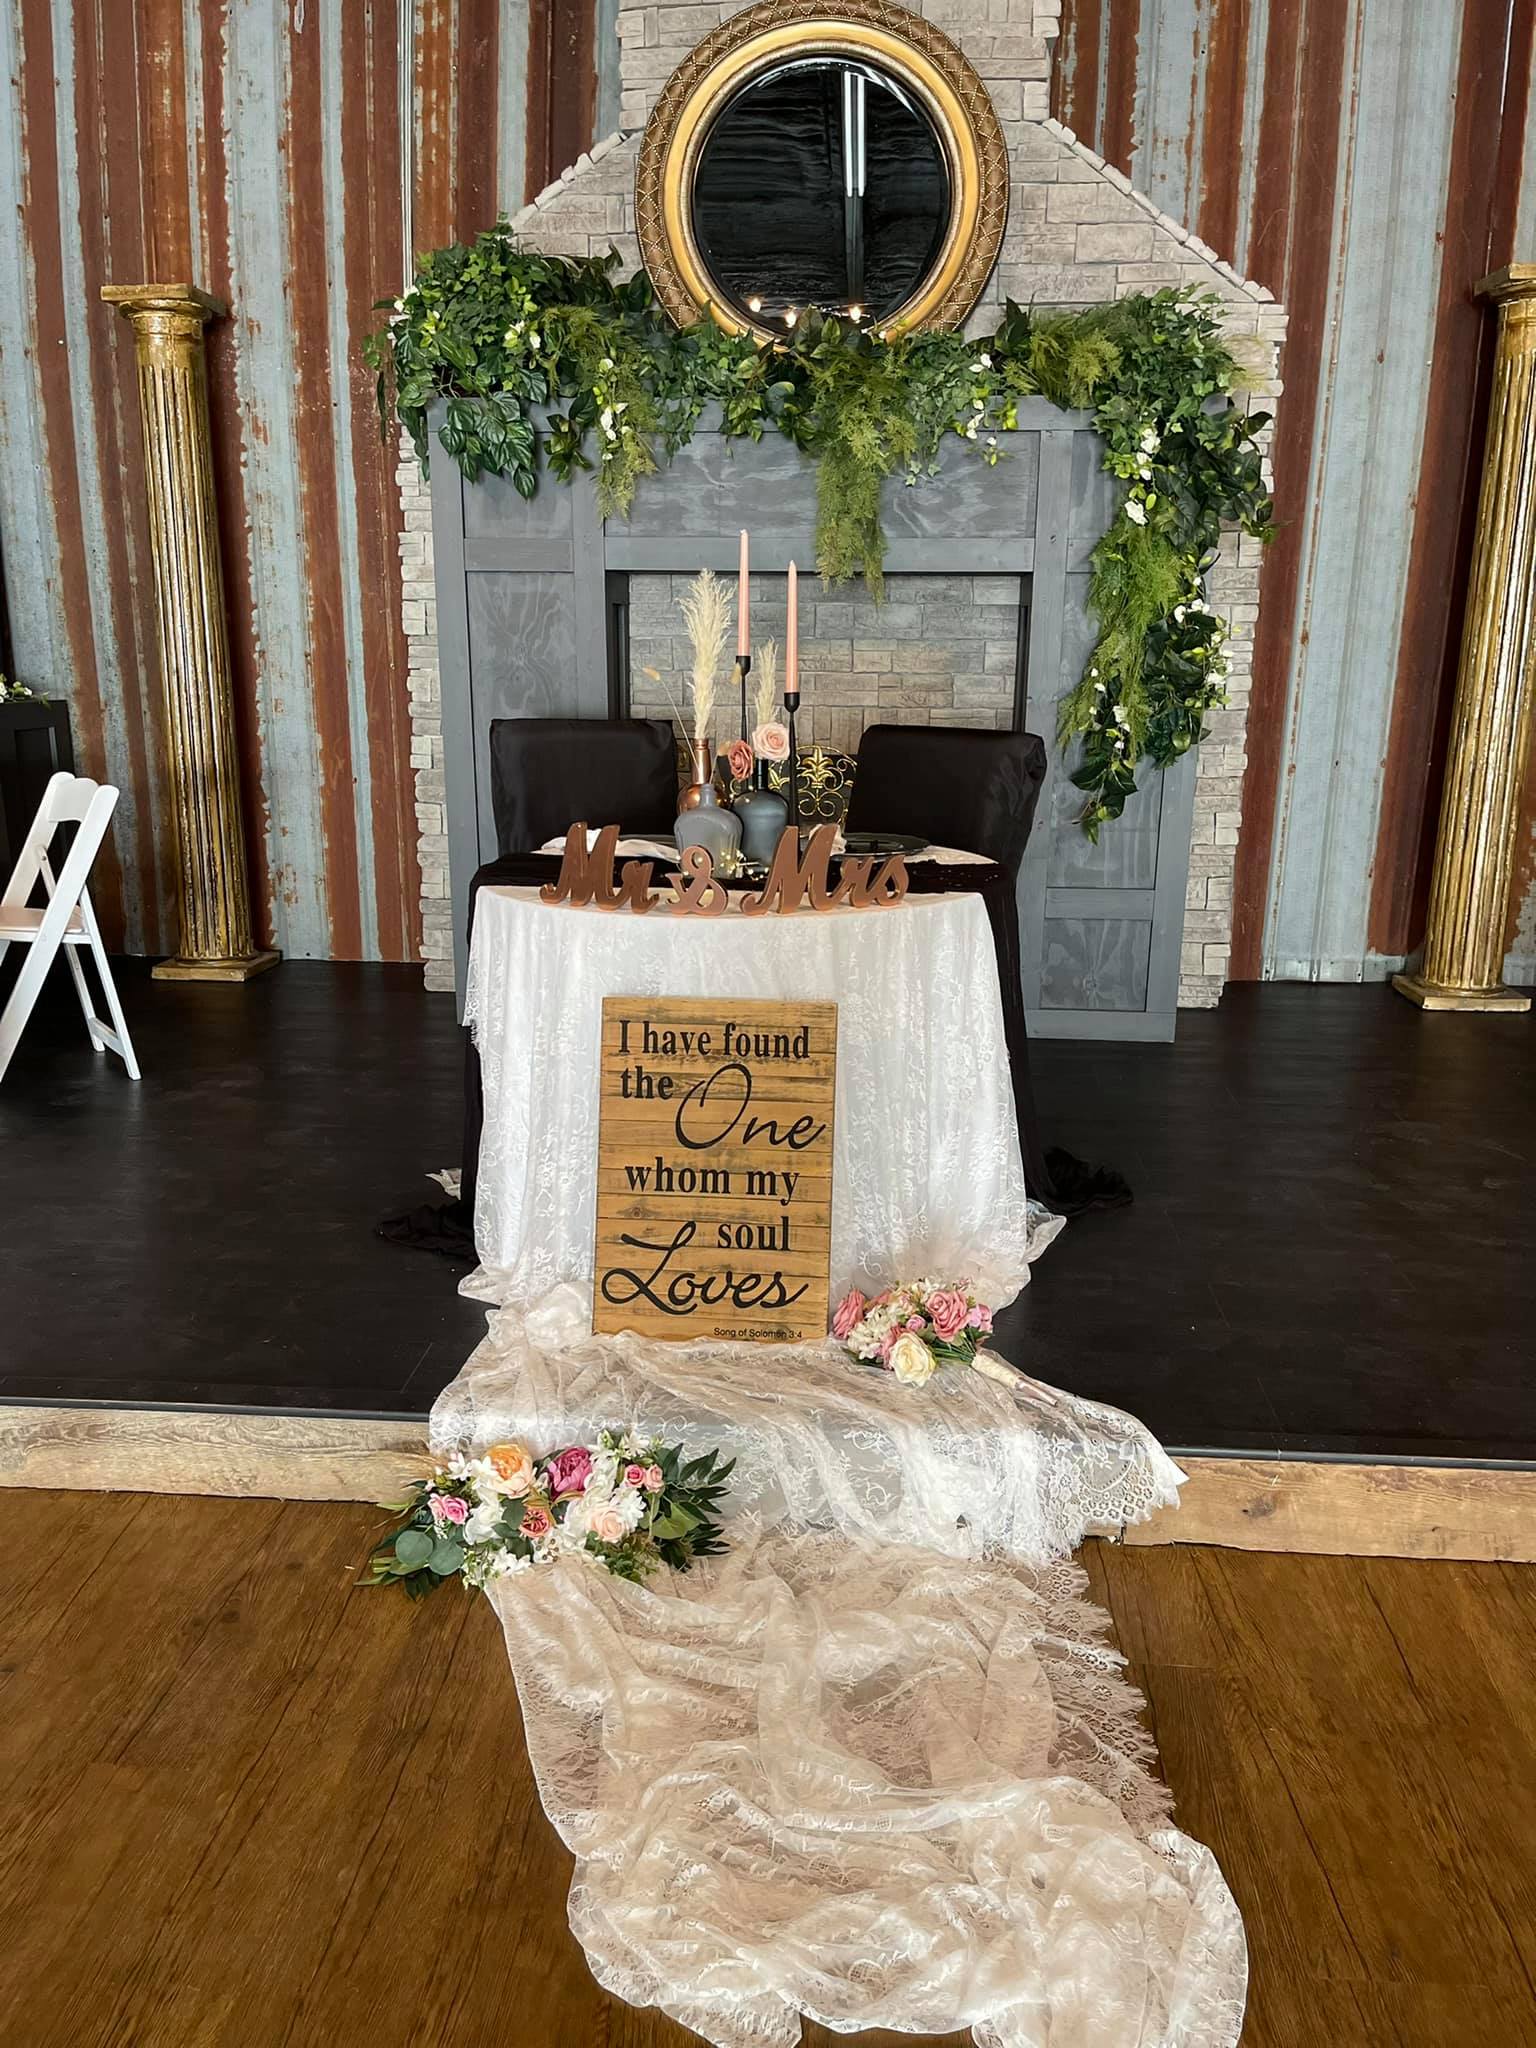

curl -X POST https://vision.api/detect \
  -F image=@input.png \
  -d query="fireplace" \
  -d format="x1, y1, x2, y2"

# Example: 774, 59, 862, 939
400, 1, 1285, 1031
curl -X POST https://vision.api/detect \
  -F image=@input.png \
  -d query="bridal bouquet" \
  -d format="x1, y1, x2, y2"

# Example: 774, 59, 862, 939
366, 1431, 733, 1596
832, 1278, 995, 1387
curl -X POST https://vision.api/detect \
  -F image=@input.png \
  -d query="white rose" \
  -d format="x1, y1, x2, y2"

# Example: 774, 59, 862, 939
889, 1331, 937, 1386
464, 1499, 503, 1545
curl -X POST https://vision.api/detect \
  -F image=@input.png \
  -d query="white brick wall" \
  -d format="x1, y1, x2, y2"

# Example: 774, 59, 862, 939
398, 0, 1285, 1005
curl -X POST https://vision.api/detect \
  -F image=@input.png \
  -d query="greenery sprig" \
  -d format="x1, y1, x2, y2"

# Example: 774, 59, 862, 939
367, 222, 1272, 835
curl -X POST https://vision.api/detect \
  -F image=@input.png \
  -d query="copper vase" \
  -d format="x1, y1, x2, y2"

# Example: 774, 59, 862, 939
678, 736, 717, 812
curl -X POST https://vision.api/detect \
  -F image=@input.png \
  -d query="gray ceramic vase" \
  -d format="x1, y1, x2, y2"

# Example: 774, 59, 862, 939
734, 777, 789, 866
674, 782, 742, 874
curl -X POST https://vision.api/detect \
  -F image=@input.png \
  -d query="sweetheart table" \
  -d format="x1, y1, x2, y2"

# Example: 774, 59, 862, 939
462, 881, 1063, 1311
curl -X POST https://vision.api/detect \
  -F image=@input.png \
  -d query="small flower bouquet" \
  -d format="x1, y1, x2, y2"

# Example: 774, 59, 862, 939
365, 1430, 733, 1596
831, 1278, 995, 1387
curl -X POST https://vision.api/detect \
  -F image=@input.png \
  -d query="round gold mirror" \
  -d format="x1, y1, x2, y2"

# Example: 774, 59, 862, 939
636, 0, 1008, 339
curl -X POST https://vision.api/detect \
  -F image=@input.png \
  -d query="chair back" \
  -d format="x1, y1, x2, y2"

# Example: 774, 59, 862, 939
488, 718, 678, 855
844, 725, 1047, 881
1, 771, 119, 917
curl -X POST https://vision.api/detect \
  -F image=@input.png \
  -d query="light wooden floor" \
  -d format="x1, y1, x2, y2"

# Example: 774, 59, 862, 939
3, 1491, 1533, 2047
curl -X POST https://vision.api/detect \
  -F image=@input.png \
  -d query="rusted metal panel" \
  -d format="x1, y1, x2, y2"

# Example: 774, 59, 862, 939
0, 0, 606, 960
1368, 0, 1531, 964
1057, 0, 1533, 982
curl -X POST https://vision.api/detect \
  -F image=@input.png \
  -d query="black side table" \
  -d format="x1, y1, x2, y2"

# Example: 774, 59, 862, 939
0, 698, 75, 880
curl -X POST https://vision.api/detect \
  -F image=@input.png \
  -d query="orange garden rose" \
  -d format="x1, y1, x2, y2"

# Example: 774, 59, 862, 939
486, 1441, 535, 1495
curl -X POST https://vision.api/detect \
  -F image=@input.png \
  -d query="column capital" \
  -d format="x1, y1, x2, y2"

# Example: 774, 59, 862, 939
1476, 263, 1536, 306
101, 282, 227, 328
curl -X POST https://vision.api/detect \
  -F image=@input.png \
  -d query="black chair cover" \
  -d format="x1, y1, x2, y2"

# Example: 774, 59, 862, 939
845, 725, 1046, 880
489, 716, 678, 854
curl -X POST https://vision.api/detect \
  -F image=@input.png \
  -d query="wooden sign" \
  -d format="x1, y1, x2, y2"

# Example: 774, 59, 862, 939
538, 821, 910, 916
593, 997, 837, 1343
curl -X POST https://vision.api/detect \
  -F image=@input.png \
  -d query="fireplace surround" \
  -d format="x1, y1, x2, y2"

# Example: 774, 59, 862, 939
399, 0, 1285, 1032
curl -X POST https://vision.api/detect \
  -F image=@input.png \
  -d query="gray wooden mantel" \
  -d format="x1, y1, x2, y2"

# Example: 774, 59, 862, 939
429, 397, 1197, 1039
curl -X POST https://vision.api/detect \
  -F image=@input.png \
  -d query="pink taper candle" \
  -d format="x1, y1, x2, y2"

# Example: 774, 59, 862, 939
737, 529, 750, 658
785, 559, 798, 697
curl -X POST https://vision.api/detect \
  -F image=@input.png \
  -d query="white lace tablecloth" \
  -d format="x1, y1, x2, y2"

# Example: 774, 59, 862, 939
464, 886, 1063, 1311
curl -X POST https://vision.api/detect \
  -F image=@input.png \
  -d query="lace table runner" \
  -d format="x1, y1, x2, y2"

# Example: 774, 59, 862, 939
430, 1290, 1247, 2047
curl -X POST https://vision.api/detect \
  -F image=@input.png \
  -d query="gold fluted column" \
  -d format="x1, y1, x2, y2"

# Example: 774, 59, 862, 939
1395, 265, 1536, 1012
102, 283, 279, 981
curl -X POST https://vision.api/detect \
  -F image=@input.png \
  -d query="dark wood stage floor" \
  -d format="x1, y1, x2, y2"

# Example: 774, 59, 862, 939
4, 1491, 1534, 2048
1, 956, 1531, 1461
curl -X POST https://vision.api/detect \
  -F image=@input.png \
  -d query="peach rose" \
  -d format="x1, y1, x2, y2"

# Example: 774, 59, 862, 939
831, 1288, 866, 1341
753, 721, 790, 763
519, 1502, 553, 1539
925, 1289, 970, 1342
725, 737, 754, 784
486, 1441, 535, 1495
589, 1503, 628, 1544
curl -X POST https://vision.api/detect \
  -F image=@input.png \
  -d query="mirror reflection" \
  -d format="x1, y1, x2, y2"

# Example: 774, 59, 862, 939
692, 57, 952, 330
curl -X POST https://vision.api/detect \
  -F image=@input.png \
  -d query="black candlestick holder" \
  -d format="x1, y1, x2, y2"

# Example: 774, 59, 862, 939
734, 652, 751, 742
783, 689, 801, 841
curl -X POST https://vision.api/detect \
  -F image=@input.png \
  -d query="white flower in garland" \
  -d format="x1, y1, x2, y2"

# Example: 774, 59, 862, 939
1124, 498, 1148, 527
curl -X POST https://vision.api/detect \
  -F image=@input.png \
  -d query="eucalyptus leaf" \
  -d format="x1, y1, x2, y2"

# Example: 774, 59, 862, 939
394, 1528, 434, 1569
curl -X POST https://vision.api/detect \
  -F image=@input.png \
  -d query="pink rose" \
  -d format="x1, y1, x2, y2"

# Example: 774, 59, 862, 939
590, 1504, 628, 1544
831, 1288, 866, 1341
926, 1289, 970, 1341
643, 1464, 665, 1491
544, 1446, 593, 1497
519, 1503, 553, 1539
753, 721, 790, 763
968, 1304, 993, 1334
725, 738, 754, 784
624, 1463, 647, 1488
906, 1316, 924, 1332
431, 1493, 467, 1526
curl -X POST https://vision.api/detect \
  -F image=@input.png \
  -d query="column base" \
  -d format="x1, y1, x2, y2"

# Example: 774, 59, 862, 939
152, 949, 282, 984
1391, 971, 1531, 1013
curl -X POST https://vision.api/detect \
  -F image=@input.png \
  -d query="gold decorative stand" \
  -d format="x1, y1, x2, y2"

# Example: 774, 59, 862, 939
102, 283, 278, 982
1394, 266, 1536, 1013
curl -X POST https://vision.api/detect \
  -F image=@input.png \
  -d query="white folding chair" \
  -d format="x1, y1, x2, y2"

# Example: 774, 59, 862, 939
0, 771, 140, 1083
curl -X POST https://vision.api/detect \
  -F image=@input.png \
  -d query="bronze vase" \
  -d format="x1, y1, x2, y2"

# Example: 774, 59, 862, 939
678, 735, 717, 812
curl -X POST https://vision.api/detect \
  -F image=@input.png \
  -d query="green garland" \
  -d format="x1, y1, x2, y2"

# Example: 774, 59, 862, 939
366, 221, 1272, 836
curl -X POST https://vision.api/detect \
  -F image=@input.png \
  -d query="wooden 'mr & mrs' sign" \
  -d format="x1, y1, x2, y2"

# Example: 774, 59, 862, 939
593, 997, 836, 1343
541, 822, 909, 915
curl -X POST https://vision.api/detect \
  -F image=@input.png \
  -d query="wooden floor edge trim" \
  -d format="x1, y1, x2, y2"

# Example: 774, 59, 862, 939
2, 1410, 1533, 1557
0, 1405, 433, 1503
1122, 1454, 1536, 1561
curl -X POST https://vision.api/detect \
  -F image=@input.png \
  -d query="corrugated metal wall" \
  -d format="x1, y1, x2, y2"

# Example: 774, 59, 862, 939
1055, 0, 1536, 981
4, 0, 1532, 974
0, 0, 605, 960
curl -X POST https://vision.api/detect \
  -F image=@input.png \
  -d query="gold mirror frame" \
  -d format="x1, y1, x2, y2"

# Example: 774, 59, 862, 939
635, 0, 1008, 340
